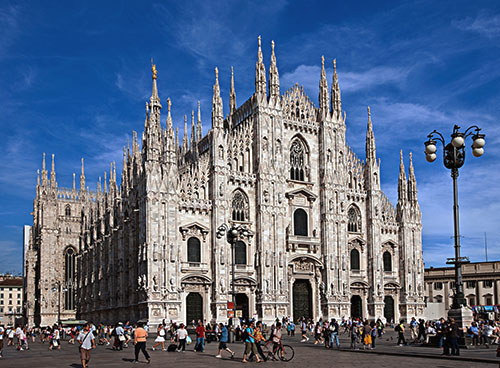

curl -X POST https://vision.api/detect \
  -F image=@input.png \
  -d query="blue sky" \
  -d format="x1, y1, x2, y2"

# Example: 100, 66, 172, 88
1, 0, 499, 274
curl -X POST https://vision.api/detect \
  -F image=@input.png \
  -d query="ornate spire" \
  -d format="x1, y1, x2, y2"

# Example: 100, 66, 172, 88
268, 40, 280, 100
196, 101, 202, 141
97, 176, 102, 193
229, 66, 236, 116
408, 152, 418, 203
212, 67, 223, 128
50, 154, 56, 188
37, 169, 40, 186
122, 146, 128, 193
176, 127, 179, 150
72, 173, 76, 191
150, 60, 160, 106
80, 158, 85, 191
41, 153, 48, 186
166, 98, 173, 132
331, 59, 342, 118
104, 171, 107, 193
182, 115, 189, 151
255, 36, 267, 96
318, 55, 330, 118
398, 150, 407, 204
190, 110, 196, 145
365, 106, 376, 162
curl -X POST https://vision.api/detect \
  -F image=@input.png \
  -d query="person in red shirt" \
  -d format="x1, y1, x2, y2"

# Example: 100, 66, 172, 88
195, 320, 205, 352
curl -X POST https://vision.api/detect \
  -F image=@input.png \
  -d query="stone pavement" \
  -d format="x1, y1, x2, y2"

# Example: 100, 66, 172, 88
1, 331, 498, 367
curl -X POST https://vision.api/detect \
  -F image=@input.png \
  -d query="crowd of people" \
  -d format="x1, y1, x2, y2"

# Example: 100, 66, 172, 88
1, 315, 500, 363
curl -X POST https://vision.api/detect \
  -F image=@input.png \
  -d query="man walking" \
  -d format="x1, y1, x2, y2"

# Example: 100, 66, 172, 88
215, 323, 235, 359
133, 322, 150, 364
329, 319, 340, 349
195, 320, 205, 352
77, 323, 96, 368
396, 320, 406, 346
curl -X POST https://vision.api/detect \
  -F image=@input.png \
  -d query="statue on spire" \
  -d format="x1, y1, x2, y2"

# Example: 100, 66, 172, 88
268, 40, 280, 101
331, 59, 342, 118
255, 36, 267, 96
318, 55, 330, 118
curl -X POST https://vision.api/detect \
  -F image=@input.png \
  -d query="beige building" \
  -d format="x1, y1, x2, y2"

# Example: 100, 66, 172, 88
425, 261, 500, 311
0, 276, 23, 326
26, 38, 425, 327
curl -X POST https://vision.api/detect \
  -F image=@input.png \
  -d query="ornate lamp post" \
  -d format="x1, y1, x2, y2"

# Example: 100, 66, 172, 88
424, 124, 485, 325
52, 280, 67, 324
216, 223, 253, 327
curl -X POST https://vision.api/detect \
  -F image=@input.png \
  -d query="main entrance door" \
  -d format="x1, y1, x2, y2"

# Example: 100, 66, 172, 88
235, 293, 249, 323
186, 293, 203, 324
351, 295, 362, 319
293, 279, 312, 321
384, 295, 395, 323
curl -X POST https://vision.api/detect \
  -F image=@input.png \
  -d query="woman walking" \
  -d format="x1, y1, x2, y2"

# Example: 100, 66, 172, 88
133, 322, 151, 364
152, 324, 166, 351
176, 323, 188, 352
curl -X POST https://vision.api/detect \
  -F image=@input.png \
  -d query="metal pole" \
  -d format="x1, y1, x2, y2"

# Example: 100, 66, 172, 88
231, 237, 236, 324
451, 168, 464, 308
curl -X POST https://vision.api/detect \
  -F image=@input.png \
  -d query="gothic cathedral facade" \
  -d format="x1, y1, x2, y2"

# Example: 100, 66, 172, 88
26, 38, 425, 327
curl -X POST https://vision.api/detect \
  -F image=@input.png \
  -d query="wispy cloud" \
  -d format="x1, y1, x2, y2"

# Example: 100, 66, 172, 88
0, 4, 21, 59
454, 12, 500, 39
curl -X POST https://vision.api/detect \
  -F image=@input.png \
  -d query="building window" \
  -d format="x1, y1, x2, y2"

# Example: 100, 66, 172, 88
468, 297, 475, 306
350, 249, 360, 271
9, 300, 12, 305
486, 296, 493, 305
434, 295, 443, 303
9, 293, 12, 299
65, 205, 71, 217
17, 300, 20, 305
187, 237, 201, 263
450, 281, 456, 289
434, 282, 443, 290
466, 281, 476, 289
483, 280, 493, 288
290, 139, 306, 181
383, 251, 392, 272
293, 208, 308, 236
0, 307, 3, 313
231, 190, 249, 222
234, 241, 246, 265
64, 247, 76, 310
347, 206, 361, 233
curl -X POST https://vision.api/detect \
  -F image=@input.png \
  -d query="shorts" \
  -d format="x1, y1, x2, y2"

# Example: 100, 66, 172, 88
218, 341, 227, 350
244, 342, 257, 355
80, 348, 91, 361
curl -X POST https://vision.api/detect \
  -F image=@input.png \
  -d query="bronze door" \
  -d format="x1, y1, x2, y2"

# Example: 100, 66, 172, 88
351, 295, 362, 319
186, 293, 203, 324
384, 295, 394, 323
293, 280, 312, 321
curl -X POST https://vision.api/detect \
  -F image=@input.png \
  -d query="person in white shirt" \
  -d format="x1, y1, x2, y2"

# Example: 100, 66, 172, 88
0, 325, 4, 357
7, 328, 14, 346
176, 324, 188, 352
77, 323, 95, 368
50, 325, 61, 350
113, 322, 125, 351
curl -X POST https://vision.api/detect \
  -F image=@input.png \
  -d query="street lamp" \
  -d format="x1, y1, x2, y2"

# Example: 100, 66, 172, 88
216, 223, 253, 327
424, 124, 485, 324
52, 281, 68, 324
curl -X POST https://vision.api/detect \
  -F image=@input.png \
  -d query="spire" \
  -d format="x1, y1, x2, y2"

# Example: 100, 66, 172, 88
166, 98, 173, 132
41, 153, 48, 186
104, 171, 108, 193
196, 101, 202, 141
150, 60, 160, 106
190, 110, 196, 145
50, 154, 56, 187
268, 40, 280, 100
80, 158, 85, 191
365, 106, 376, 162
176, 127, 179, 150
318, 55, 330, 118
37, 169, 40, 186
182, 115, 189, 151
122, 146, 128, 193
331, 59, 342, 118
408, 152, 418, 203
398, 150, 407, 204
229, 67, 236, 116
72, 173, 76, 191
211, 67, 223, 129
97, 176, 102, 193
255, 36, 267, 96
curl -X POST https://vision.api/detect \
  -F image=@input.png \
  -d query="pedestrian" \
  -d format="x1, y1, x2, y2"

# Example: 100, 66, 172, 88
448, 318, 459, 356
215, 323, 235, 359
329, 318, 340, 349
362, 320, 372, 350
77, 323, 96, 368
396, 320, 406, 346
253, 321, 267, 361
113, 322, 125, 351
410, 317, 418, 341
300, 318, 309, 342
49, 325, 61, 350
176, 323, 188, 352
152, 324, 166, 351
242, 320, 263, 363
133, 322, 151, 364
195, 320, 205, 352
290, 321, 295, 336
0, 324, 4, 358
370, 321, 377, 349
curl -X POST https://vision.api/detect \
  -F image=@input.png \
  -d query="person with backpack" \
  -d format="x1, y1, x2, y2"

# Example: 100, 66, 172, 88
329, 318, 340, 349
396, 320, 407, 346
77, 323, 96, 368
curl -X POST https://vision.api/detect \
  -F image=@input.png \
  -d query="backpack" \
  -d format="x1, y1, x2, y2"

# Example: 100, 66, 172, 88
241, 328, 249, 342
167, 343, 177, 352
395, 325, 401, 332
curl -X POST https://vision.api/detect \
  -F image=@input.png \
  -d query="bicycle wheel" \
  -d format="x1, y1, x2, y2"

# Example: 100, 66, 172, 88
263, 341, 277, 361
279, 344, 295, 362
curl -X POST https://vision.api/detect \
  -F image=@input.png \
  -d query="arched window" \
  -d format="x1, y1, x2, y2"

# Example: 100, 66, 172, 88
64, 247, 76, 310
293, 208, 308, 236
235, 241, 246, 265
347, 206, 361, 232
383, 251, 392, 272
65, 205, 71, 217
232, 190, 249, 222
290, 139, 306, 181
187, 237, 201, 263
350, 248, 360, 270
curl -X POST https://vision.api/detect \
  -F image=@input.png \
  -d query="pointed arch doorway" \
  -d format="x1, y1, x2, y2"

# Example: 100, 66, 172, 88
293, 279, 312, 321
186, 293, 203, 324
350, 295, 363, 320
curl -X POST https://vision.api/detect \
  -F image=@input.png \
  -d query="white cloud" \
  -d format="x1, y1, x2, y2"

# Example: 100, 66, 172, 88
454, 12, 500, 39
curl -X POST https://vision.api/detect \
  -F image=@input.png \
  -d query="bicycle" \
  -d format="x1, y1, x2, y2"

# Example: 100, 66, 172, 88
263, 340, 295, 362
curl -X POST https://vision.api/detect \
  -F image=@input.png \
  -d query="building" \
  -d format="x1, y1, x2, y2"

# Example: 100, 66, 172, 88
0, 275, 23, 326
425, 261, 500, 313
26, 38, 425, 327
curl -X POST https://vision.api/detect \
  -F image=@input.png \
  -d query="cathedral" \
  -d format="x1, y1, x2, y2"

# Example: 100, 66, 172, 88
25, 37, 425, 327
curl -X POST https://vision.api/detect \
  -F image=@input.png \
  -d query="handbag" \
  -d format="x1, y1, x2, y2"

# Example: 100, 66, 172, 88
118, 335, 126, 342
186, 336, 192, 344
53, 340, 59, 347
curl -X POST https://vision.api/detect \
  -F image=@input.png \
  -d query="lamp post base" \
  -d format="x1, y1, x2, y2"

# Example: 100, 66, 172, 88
448, 305, 473, 329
